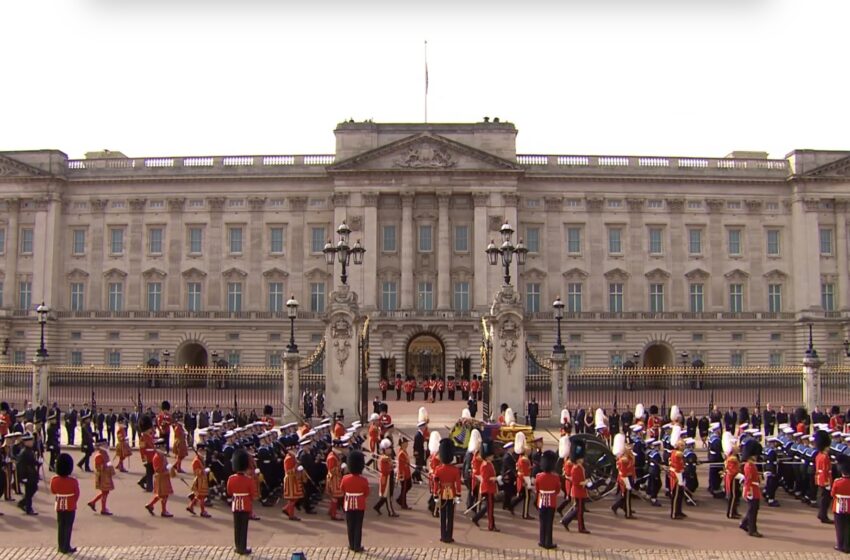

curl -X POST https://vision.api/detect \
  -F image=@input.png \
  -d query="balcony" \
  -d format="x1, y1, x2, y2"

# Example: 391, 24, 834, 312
65, 154, 335, 178
50, 310, 324, 321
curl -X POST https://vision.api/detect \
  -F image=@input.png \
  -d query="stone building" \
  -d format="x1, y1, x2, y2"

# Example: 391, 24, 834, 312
0, 120, 848, 379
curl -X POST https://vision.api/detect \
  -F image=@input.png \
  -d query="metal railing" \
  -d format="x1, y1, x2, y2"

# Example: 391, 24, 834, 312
525, 345, 553, 420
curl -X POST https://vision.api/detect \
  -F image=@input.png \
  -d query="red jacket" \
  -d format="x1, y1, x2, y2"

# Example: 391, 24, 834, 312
433, 464, 462, 499
816, 452, 833, 488
668, 450, 685, 489
724, 456, 740, 495
743, 461, 762, 501
535, 472, 561, 508
51, 476, 80, 512
227, 473, 257, 513
479, 461, 497, 494
341, 474, 370, 511
831, 477, 850, 514
562, 460, 573, 496
396, 449, 411, 481
617, 453, 635, 492
570, 463, 588, 500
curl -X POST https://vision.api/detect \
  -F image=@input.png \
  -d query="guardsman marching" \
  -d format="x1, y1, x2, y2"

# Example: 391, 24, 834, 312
172, 419, 189, 473
16, 432, 39, 515
412, 419, 427, 483
373, 438, 398, 517
647, 405, 661, 441
379, 378, 389, 401
815, 429, 834, 524
137, 415, 155, 492
446, 376, 456, 401
157, 401, 173, 453
830, 406, 845, 432
78, 412, 94, 472
536, 450, 560, 549
394, 375, 403, 401
51, 453, 80, 554
472, 441, 499, 531
396, 437, 412, 510
433, 437, 462, 543
427, 431, 442, 516
466, 429, 483, 512
326, 440, 346, 521
368, 414, 381, 458
739, 438, 763, 537
227, 448, 257, 555
341, 450, 370, 553
560, 440, 590, 533
668, 426, 686, 520
281, 447, 303, 521
87, 438, 115, 515
510, 431, 534, 519
114, 417, 132, 473
187, 443, 212, 518
723, 433, 742, 519
46, 410, 61, 472
831, 460, 850, 552
611, 433, 636, 519
145, 438, 175, 517
500, 441, 517, 512
470, 376, 481, 401
556, 436, 572, 515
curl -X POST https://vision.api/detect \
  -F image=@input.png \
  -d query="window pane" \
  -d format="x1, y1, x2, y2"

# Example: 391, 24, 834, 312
20, 228, 33, 254
70, 351, 83, 366
567, 227, 581, 253
567, 283, 582, 313
728, 229, 741, 255
419, 225, 433, 252
18, 281, 31, 310
110, 229, 123, 254
147, 282, 162, 312
149, 228, 163, 254
382, 281, 397, 311
311, 227, 326, 253
454, 226, 469, 252
108, 351, 121, 367
526, 283, 540, 313
822, 283, 835, 311
382, 226, 396, 252
649, 228, 663, 254
0, 282, 3, 308
227, 282, 242, 312
0, 229, 4, 254
73, 230, 86, 255
767, 229, 780, 255
608, 228, 622, 254
311, 282, 325, 312
108, 283, 123, 312
229, 227, 243, 253
649, 283, 664, 312
270, 228, 285, 253
187, 282, 201, 312
418, 281, 433, 310
526, 228, 540, 253
689, 283, 704, 313
729, 283, 743, 313
268, 282, 284, 312
688, 229, 701, 254
820, 228, 833, 255
189, 228, 203, 253
70, 283, 84, 311
608, 283, 623, 313
453, 282, 470, 311
768, 284, 782, 313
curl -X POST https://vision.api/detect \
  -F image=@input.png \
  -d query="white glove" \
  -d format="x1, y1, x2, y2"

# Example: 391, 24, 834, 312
165, 463, 172, 471
254, 468, 260, 475
735, 473, 745, 483
524, 476, 532, 488
37, 459, 43, 465
496, 475, 504, 485
106, 462, 112, 468
676, 472, 684, 486
204, 468, 211, 474
297, 465, 304, 472
454, 497, 461, 505
624, 478, 632, 491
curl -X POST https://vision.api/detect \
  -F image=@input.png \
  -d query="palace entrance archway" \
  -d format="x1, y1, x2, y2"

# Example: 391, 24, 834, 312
642, 343, 673, 368
176, 342, 209, 367
405, 334, 445, 381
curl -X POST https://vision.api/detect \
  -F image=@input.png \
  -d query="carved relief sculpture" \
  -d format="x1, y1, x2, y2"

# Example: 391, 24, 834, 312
393, 145, 456, 168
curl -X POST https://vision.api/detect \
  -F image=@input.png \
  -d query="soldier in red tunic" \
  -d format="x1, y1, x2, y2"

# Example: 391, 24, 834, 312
560, 441, 590, 533
260, 405, 276, 428
145, 439, 175, 517
739, 438, 763, 537
668, 431, 686, 520
227, 448, 257, 555
472, 442, 499, 531
556, 436, 573, 515
446, 376, 456, 401
396, 437, 412, 510
394, 375, 403, 401
379, 378, 389, 401
724, 441, 742, 519
87, 438, 115, 515
187, 443, 211, 518
113, 417, 132, 473
172, 420, 189, 474
535, 450, 561, 549
367, 414, 381, 457
433, 438, 462, 543
611, 433, 636, 519
831, 460, 850, 552
136, 415, 155, 492
341, 450, 370, 552
816, 429, 834, 524
281, 448, 303, 521
326, 440, 346, 521
156, 401, 172, 453
51, 453, 80, 554
373, 438, 398, 517
470, 377, 481, 401
510, 431, 534, 519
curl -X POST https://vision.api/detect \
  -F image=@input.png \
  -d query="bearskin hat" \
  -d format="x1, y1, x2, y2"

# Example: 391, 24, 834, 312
480, 441, 494, 459
56, 453, 74, 477
379, 402, 389, 414
138, 414, 153, 432
0, 402, 8, 413
263, 405, 273, 416
569, 440, 586, 463
841, 458, 850, 477
832, 405, 841, 416
649, 405, 659, 415
796, 407, 809, 423
161, 400, 171, 412
540, 450, 557, 473
348, 450, 365, 475
814, 429, 831, 452
500, 403, 509, 413
741, 439, 763, 462
231, 448, 250, 472
438, 438, 455, 465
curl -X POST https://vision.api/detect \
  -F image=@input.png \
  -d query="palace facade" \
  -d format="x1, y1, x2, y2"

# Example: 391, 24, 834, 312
0, 120, 849, 379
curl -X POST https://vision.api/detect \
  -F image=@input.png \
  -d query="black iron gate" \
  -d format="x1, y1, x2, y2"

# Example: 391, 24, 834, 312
481, 317, 493, 421
526, 344, 553, 420
358, 317, 370, 423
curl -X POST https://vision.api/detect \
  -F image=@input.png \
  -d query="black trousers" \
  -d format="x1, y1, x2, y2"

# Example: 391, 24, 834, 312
708, 465, 722, 495
612, 488, 633, 517
529, 416, 537, 430
67, 425, 76, 445
57, 511, 75, 552
671, 485, 684, 518
538, 507, 555, 548
232, 511, 250, 553
77, 449, 92, 471
819, 487, 833, 522
19, 479, 37, 511
502, 483, 516, 510
764, 472, 778, 503
510, 488, 532, 518
439, 499, 455, 542
836, 513, 850, 552
345, 509, 364, 551
381, 390, 387, 400
561, 497, 586, 531
727, 481, 741, 518
740, 498, 759, 535
448, 390, 455, 401
471, 493, 495, 529
138, 463, 154, 492
396, 389, 401, 400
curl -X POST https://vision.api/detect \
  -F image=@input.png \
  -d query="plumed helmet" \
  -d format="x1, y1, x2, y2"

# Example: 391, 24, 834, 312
569, 439, 586, 462
741, 439, 763, 462
467, 429, 482, 453
796, 407, 809, 423
635, 403, 645, 419
649, 405, 659, 415
540, 450, 557, 473
500, 403, 509, 413
231, 448, 250, 472
560, 408, 571, 424
832, 405, 842, 416
722, 431, 735, 456
558, 436, 571, 459
0, 402, 8, 413
670, 425, 682, 447
461, 408, 471, 419
505, 408, 516, 426
594, 408, 605, 426
369, 413, 379, 422
670, 405, 681, 423
263, 405, 273, 416
161, 400, 171, 411
56, 452, 74, 477
480, 441, 494, 459
379, 438, 393, 451
347, 450, 365, 475
612, 433, 626, 457
438, 438, 455, 465
815, 430, 832, 452
138, 414, 153, 432
514, 431, 527, 454
418, 407, 429, 424
429, 431, 442, 455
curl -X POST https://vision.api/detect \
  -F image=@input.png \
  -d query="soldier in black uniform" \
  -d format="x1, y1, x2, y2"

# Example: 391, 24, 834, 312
16, 433, 39, 515
46, 410, 61, 472
500, 442, 517, 511
763, 404, 776, 437
77, 412, 94, 472
609, 409, 620, 438
707, 422, 724, 498
412, 422, 427, 484
646, 441, 663, 507
106, 409, 117, 447
683, 438, 699, 494
65, 405, 78, 446
763, 436, 781, 507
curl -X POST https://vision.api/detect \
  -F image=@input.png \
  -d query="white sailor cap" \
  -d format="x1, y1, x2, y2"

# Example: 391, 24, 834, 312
351, 421, 362, 429
832, 431, 844, 437
631, 425, 643, 433
346, 427, 356, 433
652, 440, 664, 447
844, 435, 850, 442
662, 423, 672, 430
341, 434, 352, 443
281, 422, 298, 430
801, 435, 811, 441
778, 423, 789, 430
766, 437, 778, 443
417, 421, 428, 428
299, 438, 313, 446
739, 423, 749, 429
709, 422, 721, 431
793, 432, 804, 437
503, 442, 514, 450
644, 438, 656, 446
782, 427, 794, 434
746, 429, 761, 435
684, 438, 696, 445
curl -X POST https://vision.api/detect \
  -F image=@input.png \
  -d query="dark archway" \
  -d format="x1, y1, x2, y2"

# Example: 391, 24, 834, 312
643, 343, 674, 368
176, 342, 208, 367
405, 333, 446, 381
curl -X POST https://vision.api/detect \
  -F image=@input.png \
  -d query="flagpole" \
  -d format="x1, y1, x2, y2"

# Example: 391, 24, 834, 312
424, 40, 428, 124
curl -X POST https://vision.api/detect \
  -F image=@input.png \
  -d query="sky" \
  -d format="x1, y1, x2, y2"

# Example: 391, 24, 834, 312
1, 0, 848, 160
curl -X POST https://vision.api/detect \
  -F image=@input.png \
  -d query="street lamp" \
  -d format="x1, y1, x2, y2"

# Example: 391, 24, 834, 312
162, 349, 171, 368
803, 323, 820, 365
485, 222, 528, 286
843, 337, 850, 358
286, 295, 299, 354
323, 221, 366, 286
552, 296, 565, 355
36, 302, 49, 358
680, 351, 689, 369
211, 350, 219, 367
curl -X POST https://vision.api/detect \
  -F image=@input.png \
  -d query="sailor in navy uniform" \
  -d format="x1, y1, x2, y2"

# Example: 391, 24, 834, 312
630, 426, 646, 491
707, 423, 724, 498
683, 438, 699, 495
763, 437, 781, 507
646, 440, 663, 507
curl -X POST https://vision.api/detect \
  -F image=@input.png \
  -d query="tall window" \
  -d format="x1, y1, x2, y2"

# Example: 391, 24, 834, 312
688, 229, 702, 254
110, 228, 124, 254
311, 227, 326, 253
822, 282, 836, 311
648, 228, 663, 255
568, 353, 583, 371
19, 281, 32, 310
768, 351, 783, 367
767, 284, 782, 313
526, 283, 541, 313
108, 282, 123, 312
227, 282, 242, 312
270, 227, 285, 254
729, 283, 744, 313
70, 351, 83, 366
0, 281, 3, 308
187, 282, 202, 312
727, 228, 742, 256
689, 283, 704, 313
228, 351, 241, 366
20, 228, 33, 254
454, 225, 469, 252
649, 283, 664, 312
108, 350, 121, 367
310, 282, 325, 312
526, 227, 540, 253
567, 283, 582, 313
229, 227, 243, 253
766, 229, 780, 256
0, 228, 4, 254
418, 225, 433, 252
820, 228, 833, 255
730, 352, 744, 367
268, 352, 282, 368
382, 225, 396, 252
417, 281, 434, 310
381, 282, 397, 311
453, 282, 470, 311
567, 227, 582, 254
72, 230, 86, 255
188, 227, 203, 254
13, 350, 25, 365
148, 227, 163, 254
268, 282, 284, 312
70, 283, 84, 311
147, 282, 162, 312
608, 227, 622, 254
608, 283, 623, 313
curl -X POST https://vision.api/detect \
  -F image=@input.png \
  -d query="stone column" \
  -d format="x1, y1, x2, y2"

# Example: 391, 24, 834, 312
586, 197, 605, 309
127, 198, 146, 309
247, 197, 266, 310
473, 192, 490, 309
666, 198, 685, 309
3, 199, 19, 310
400, 193, 415, 309
705, 199, 725, 310
282, 351, 301, 423
802, 332, 824, 412
89, 199, 107, 310
166, 198, 185, 308
837, 199, 849, 310
362, 193, 379, 309
207, 197, 226, 309
437, 192, 451, 309
625, 198, 645, 312
31, 355, 49, 407
791, 196, 822, 311
324, 285, 361, 421
32, 196, 62, 307
488, 285, 526, 419
288, 197, 307, 303
550, 351, 567, 425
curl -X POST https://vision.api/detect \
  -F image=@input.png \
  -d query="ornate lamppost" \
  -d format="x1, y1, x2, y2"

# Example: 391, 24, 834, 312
485, 222, 527, 286
323, 221, 366, 286
286, 295, 299, 354
552, 296, 565, 355
36, 302, 49, 358
802, 323, 823, 412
